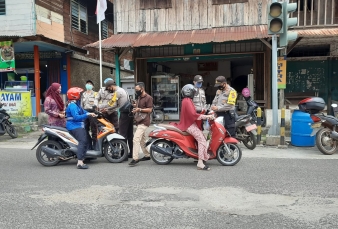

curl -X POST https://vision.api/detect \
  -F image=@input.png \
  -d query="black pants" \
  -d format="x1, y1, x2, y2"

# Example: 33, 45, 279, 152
85, 115, 98, 141
104, 111, 119, 133
119, 112, 134, 155
70, 127, 89, 161
217, 112, 236, 137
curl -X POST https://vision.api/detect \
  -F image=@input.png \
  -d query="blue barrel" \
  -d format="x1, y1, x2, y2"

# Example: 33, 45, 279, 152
291, 110, 315, 147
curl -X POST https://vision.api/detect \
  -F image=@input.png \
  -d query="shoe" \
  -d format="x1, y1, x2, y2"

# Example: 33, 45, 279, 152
129, 159, 139, 166
139, 156, 151, 161
77, 164, 89, 169
197, 165, 210, 171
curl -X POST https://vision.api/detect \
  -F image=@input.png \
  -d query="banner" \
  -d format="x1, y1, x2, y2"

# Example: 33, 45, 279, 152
0, 41, 15, 72
0, 92, 32, 117
277, 57, 287, 89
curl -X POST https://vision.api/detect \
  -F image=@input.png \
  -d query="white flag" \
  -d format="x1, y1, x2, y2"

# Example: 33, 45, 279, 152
96, 0, 107, 24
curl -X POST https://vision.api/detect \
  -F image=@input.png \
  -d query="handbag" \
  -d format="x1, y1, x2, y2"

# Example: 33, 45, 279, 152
119, 89, 133, 113
134, 98, 146, 123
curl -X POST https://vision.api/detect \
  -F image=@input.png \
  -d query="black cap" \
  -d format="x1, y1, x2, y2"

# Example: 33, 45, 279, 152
193, 75, 203, 82
214, 76, 227, 87
86, 80, 94, 86
105, 79, 116, 87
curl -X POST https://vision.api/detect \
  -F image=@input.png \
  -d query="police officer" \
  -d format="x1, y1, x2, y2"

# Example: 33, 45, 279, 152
81, 80, 98, 150
192, 75, 206, 113
211, 76, 237, 136
96, 78, 119, 133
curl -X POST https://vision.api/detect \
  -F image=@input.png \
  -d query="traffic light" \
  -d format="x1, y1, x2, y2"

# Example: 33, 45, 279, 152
267, 2, 283, 35
279, 2, 298, 47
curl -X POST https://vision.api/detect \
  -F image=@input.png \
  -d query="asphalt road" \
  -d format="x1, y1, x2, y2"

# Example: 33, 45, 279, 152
0, 146, 338, 229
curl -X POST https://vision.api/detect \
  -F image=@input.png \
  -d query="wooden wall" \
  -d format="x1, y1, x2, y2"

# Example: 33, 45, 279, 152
115, 0, 269, 33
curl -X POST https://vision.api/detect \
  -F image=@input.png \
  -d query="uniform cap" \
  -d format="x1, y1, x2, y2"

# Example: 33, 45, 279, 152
104, 78, 113, 84
105, 79, 116, 87
86, 80, 94, 86
214, 76, 227, 87
193, 75, 203, 82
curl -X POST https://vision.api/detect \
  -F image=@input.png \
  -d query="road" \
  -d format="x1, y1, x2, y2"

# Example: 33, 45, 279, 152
0, 144, 338, 229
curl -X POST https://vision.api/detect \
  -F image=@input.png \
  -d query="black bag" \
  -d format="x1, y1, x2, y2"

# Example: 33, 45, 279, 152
119, 89, 133, 113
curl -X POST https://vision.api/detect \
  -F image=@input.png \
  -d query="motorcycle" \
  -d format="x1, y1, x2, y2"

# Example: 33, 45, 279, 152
145, 111, 242, 166
151, 104, 164, 124
0, 101, 18, 138
31, 111, 128, 166
299, 97, 338, 155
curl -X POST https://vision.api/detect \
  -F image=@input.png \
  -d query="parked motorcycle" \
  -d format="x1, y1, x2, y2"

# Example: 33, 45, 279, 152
151, 104, 164, 124
240, 88, 266, 127
299, 97, 338, 155
31, 111, 128, 166
145, 111, 242, 166
0, 101, 18, 138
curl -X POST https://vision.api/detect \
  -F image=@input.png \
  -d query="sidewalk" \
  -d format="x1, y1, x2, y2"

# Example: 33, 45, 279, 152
1, 124, 338, 160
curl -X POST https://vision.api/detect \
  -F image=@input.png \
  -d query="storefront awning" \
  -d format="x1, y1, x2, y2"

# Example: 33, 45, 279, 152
84, 25, 269, 49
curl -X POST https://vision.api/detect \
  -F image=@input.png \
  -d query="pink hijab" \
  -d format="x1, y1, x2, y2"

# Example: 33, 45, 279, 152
45, 83, 64, 111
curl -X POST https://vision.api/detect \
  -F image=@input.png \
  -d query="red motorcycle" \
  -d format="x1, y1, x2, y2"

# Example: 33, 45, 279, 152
145, 112, 242, 166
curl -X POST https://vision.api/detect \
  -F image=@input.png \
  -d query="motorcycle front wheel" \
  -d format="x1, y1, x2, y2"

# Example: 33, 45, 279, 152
104, 139, 128, 163
150, 140, 174, 165
217, 143, 242, 166
242, 131, 257, 150
316, 128, 338, 155
36, 140, 61, 166
5, 122, 18, 138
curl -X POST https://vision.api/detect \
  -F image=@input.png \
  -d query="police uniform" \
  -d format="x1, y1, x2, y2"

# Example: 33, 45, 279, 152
81, 90, 98, 149
192, 75, 206, 113
212, 76, 237, 136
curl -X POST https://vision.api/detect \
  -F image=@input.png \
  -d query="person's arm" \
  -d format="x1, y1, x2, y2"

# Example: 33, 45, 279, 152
44, 97, 60, 118
69, 103, 89, 122
140, 96, 153, 113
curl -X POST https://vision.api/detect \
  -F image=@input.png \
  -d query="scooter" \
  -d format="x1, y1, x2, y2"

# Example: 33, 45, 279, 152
0, 101, 18, 138
145, 111, 242, 166
31, 111, 128, 166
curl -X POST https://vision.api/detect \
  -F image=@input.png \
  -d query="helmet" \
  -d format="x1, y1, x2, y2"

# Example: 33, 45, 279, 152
104, 78, 113, 84
67, 87, 84, 100
181, 84, 196, 99
242, 88, 250, 98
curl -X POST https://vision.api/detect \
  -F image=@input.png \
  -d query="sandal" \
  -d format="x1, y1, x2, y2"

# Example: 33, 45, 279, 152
77, 164, 89, 169
197, 165, 210, 171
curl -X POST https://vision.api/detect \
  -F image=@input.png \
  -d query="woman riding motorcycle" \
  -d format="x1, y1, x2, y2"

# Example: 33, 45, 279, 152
172, 84, 214, 171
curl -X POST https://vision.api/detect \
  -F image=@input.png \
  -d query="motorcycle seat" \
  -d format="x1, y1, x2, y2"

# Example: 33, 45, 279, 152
158, 124, 191, 136
235, 115, 250, 122
43, 125, 69, 132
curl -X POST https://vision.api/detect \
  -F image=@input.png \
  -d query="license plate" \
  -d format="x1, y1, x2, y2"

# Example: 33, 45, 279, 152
246, 124, 257, 132
311, 123, 321, 129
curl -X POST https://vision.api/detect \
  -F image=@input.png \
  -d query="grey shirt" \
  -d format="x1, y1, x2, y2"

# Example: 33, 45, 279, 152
81, 90, 98, 110
96, 87, 116, 115
192, 87, 206, 112
212, 86, 237, 112
108, 86, 129, 110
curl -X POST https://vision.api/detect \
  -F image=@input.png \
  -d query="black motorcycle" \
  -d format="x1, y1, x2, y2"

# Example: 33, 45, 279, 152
151, 104, 164, 124
244, 96, 266, 127
0, 102, 18, 138
234, 111, 257, 150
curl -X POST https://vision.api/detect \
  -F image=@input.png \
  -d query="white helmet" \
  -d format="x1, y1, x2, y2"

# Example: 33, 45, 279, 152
181, 84, 196, 99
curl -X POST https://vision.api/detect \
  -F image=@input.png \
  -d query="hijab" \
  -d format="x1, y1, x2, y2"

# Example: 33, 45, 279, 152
45, 83, 64, 111
172, 98, 201, 131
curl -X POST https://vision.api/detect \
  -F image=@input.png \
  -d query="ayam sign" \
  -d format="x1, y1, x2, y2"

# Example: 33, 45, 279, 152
0, 92, 32, 116
277, 57, 287, 89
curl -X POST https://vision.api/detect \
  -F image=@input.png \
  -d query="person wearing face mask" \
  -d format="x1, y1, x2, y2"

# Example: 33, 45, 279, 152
81, 80, 98, 150
192, 75, 207, 130
44, 82, 66, 127
95, 78, 119, 133
211, 76, 237, 137
105, 79, 134, 160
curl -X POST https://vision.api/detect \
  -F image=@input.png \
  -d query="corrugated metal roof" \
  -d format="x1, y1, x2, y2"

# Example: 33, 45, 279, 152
85, 25, 269, 49
296, 27, 338, 37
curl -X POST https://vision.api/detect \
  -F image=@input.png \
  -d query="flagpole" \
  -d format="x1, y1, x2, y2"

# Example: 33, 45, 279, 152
99, 21, 103, 88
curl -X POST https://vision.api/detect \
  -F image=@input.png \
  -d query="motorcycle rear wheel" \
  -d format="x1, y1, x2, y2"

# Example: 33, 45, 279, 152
36, 140, 61, 166
217, 143, 242, 166
316, 128, 338, 155
242, 131, 257, 150
150, 140, 174, 165
5, 122, 18, 138
104, 139, 129, 163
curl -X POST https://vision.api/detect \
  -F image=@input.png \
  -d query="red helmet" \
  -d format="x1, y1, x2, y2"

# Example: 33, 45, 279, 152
67, 87, 83, 100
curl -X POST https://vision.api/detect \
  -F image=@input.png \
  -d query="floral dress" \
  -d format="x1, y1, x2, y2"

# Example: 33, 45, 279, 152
44, 96, 66, 127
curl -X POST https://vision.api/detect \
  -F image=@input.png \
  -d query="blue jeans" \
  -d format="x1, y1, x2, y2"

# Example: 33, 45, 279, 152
70, 128, 89, 160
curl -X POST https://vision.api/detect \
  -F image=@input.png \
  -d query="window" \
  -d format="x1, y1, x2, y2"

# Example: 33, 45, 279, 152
140, 0, 172, 10
212, 0, 248, 5
101, 20, 108, 39
71, 0, 87, 34
0, 0, 5, 15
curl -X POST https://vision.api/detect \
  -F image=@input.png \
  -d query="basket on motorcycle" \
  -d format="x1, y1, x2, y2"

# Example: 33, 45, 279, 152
298, 97, 325, 114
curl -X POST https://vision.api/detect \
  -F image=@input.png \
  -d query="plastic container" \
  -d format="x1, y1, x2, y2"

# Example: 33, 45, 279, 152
291, 110, 315, 147
20, 76, 27, 81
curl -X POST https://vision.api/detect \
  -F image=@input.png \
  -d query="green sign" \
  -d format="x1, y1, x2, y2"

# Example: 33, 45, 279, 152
0, 41, 15, 72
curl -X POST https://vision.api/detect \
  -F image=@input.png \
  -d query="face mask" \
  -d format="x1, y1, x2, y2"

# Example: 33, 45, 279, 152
195, 82, 202, 88
85, 84, 93, 91
218, 85, 225, 90
135, 90, 142, 97
108, 89, 115, 93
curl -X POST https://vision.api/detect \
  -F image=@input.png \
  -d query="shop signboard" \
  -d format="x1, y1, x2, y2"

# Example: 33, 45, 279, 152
277, 57, 287, 89
0, 41, 15, 72
0, 91, 32, 117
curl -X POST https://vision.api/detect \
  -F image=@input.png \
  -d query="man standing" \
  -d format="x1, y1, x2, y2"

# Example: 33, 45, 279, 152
81, 80, 98, 150
129, 82, 153, 167
192, 75, 207, 113
105, 79, 134, 160
96, 78, 119, 133
211, 76, 237, 136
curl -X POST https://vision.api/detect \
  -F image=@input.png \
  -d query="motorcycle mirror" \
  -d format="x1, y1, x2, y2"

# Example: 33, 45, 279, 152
332, 104, 338, 108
